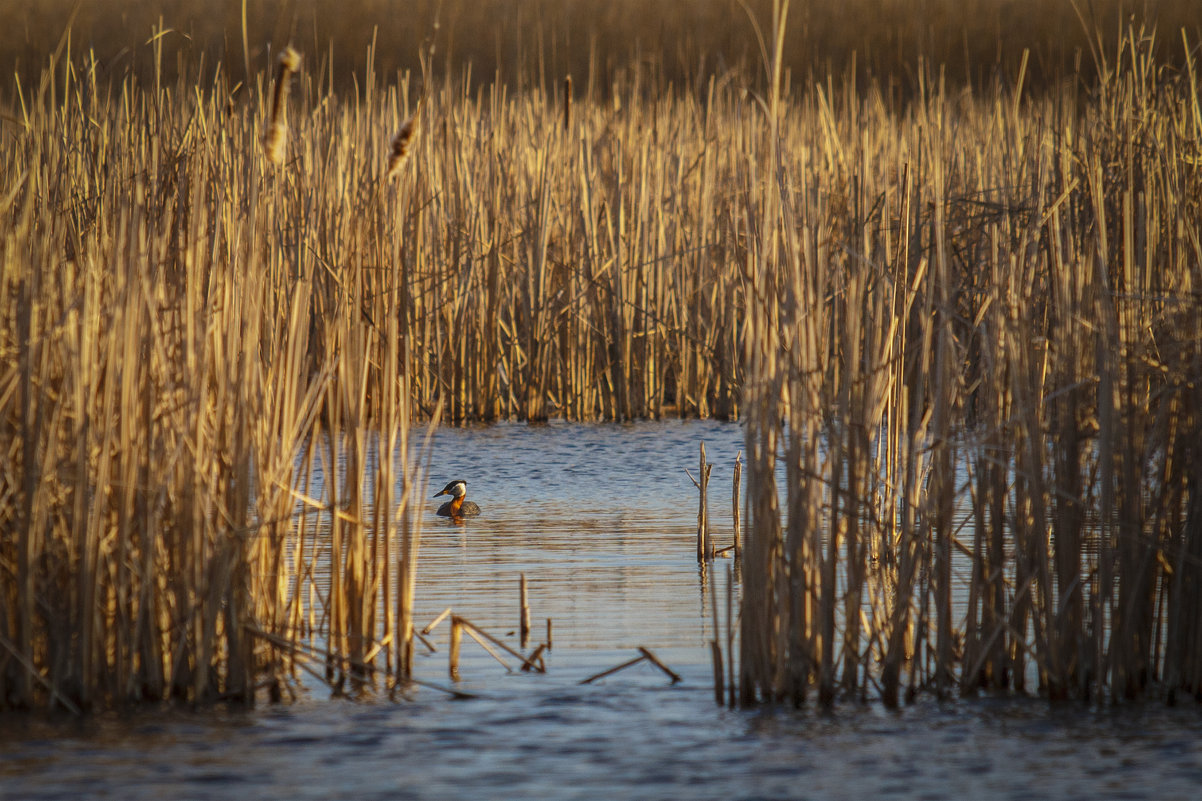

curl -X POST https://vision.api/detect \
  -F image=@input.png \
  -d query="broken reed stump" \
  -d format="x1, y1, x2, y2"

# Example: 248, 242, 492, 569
685, 442, 715, 561
520, 574, 531, 648
449, 618, 463, 679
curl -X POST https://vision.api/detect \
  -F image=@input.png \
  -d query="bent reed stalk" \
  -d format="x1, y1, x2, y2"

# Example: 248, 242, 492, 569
2, 10, 1201, 711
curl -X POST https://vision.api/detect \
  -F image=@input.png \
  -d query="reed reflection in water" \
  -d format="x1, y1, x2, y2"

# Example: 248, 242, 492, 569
6, 421, 1202, 801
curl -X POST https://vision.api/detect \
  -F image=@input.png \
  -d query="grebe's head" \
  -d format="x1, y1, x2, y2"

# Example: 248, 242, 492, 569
434, 479, 468, 499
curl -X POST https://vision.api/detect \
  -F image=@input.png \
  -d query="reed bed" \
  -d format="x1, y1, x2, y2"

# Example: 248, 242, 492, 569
0, 21, 748, 710
0, 39, 434, 710
2, 1, 1200, 711
736, 5, 1202, 706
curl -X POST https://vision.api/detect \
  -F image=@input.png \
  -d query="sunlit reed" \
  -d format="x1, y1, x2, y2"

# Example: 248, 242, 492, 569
734, 3, 1202, 707
264, 46, 300, 165
2, 1, 1200, 713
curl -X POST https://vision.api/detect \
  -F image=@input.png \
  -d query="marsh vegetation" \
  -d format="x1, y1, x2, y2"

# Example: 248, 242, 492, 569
1, 0, 1200, 711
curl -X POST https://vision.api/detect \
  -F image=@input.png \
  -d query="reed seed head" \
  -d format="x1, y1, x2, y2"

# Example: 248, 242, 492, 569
278, 46, 301, 73
264, 46, 301, 165
387, 105, 421, 179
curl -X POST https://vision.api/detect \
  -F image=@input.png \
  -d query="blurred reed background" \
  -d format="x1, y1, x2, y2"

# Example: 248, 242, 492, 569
1, 0, 1200, 711
3, 0, 1201, 100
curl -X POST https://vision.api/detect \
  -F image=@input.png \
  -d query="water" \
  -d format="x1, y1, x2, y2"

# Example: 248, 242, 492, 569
3, 420, 1201, 800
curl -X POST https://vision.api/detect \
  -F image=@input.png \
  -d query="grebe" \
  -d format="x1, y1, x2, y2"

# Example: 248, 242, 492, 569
433, 479, 481, 518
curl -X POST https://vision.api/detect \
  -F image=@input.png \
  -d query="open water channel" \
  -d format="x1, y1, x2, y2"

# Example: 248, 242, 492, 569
3, 420, 1201, 799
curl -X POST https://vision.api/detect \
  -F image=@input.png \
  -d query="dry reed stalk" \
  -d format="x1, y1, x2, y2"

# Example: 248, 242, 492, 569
398, 403, 438, 681
577, 648, 679, 685
461, 625, 515, 672
264, 46, 300, 165
449, 618, 462, 679
423, 607, 453, 635
580, 654, 648, 684
638, 648, 683, 683
686, 442, 714, 560
520, 644, 548, 673
520, 574, 531, 648
448, 616, 531, 664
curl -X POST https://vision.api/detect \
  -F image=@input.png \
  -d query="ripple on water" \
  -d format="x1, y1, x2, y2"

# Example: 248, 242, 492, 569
5, 421, 1202, 800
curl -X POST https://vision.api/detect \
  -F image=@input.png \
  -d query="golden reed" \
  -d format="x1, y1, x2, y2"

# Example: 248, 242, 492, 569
3, 2, 1201, 712
264, 46, 300, 165
732, 5, 1202, 709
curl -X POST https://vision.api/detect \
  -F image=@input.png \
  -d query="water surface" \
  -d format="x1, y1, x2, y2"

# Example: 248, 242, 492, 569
3, 420, 1200, 800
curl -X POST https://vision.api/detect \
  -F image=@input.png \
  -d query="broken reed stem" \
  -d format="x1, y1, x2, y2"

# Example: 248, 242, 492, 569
637, 648, 682, 683
264, 46, 300, 165
423, 607, 453, 635
579, 648, 681, 685
520, 644, 548, 673
449, 618, 463, 679
462, 625, 515, 671
446, 615, 547, 679
580, 654, 647, 684
686, 442, 714, 561
520, 574, 531, 648
455, 617, 528, 662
